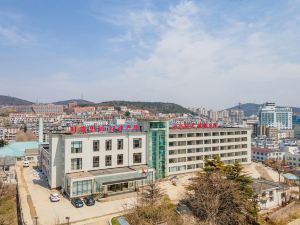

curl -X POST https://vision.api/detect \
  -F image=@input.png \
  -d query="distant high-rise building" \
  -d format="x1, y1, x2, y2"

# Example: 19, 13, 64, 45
292, 115, 300, 126
208, 110, 217, 121
229, 109, 244, 124
258, 102, 292, 130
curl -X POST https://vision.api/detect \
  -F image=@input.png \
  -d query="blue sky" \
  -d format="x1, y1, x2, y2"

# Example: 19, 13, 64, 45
0, 0, 299, 109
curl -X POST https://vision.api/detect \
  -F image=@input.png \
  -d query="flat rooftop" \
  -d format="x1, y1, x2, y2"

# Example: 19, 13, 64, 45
66, 165, 149, 179
169, 127, 250, 133
51, 131, 146, 138
0, 141, 39, 157
253, 179, 289, 193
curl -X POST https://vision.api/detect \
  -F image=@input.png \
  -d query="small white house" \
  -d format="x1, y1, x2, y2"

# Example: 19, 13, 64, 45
253, 179, 290, 210
0, 156, 16, 183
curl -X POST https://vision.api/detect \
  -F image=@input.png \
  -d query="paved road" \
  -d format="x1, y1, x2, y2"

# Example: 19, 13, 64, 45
17, 163, 136, 225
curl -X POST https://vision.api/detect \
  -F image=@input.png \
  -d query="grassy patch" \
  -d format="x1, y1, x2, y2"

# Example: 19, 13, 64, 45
0, 185, 18, 225
111, 217, 121, 225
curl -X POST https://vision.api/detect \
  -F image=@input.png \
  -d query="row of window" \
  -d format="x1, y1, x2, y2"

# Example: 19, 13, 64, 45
252, 152, 283, 156
288, 162, 300, 166
168, 151, 248, 163
169, 131, 247, 138
169, 159, 256, 172
169, 138, 247, 147
70, 153, 142, 170
71, 138, 142, 153
287, 157, 300, 161
169, 163, 203, 172
168, 145, 248, 155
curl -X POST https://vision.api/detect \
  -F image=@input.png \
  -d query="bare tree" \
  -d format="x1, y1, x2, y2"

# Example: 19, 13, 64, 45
15, 130, 37, 142
15, 131, 27, 142
186, 172, 254, 225
125, 184, 183, 225
141, 182, 164, 206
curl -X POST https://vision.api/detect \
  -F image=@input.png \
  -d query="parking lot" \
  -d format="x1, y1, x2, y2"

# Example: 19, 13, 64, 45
17, 162, 137, 225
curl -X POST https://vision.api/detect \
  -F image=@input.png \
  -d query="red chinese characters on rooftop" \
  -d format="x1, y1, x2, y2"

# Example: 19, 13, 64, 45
171, 123, 218, 129
69, 124, 140, 133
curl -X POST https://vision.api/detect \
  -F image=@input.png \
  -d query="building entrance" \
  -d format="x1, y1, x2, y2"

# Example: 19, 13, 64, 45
107, 181, 135, 195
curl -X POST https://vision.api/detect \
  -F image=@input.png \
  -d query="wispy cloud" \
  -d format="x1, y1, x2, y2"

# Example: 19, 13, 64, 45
89, 0, 300, 108
0, 25, 34, 44
0, 9, 35, 45
2, 0, 300, 108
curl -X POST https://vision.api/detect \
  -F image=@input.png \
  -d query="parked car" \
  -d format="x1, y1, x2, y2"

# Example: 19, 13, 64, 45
50, 193, 60, 202
71, 198, 84, 208
83, 196, 95, 206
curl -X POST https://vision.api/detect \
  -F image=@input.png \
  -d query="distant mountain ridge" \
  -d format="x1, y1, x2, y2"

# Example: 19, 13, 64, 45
53, 99, 95, 106
99, 101, 194, 114
0, 95, 193, 114
228, 103, 300, 116
0, 95, 33, 106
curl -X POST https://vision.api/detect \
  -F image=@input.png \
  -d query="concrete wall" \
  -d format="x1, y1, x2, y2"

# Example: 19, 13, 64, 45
49, 135, 65, 188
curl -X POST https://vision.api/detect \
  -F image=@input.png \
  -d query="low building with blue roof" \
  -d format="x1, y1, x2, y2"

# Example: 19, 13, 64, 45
0, 141, 40, 157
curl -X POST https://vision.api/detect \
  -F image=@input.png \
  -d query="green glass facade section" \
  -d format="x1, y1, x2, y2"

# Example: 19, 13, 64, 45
147, 121, 168, 179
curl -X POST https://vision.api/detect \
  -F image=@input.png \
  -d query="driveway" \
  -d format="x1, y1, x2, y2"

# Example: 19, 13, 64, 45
17, 163, 136, 225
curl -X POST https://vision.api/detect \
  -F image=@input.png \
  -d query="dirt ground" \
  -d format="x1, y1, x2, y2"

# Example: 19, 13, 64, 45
0, 185, 18, 225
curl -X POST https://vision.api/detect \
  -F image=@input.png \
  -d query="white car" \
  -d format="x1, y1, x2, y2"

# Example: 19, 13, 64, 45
50, 193, 60, 202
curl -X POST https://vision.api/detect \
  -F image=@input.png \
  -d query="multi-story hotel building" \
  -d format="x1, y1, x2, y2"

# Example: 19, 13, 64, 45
40, 120, 251, 198
258, 102, 292, 130
167, 127, 251, 175
40, 130, 154, 198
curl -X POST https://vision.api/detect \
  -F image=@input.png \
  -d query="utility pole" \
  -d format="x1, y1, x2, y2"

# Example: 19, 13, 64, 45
65, 216, 70, 225
34, 216, 38, 225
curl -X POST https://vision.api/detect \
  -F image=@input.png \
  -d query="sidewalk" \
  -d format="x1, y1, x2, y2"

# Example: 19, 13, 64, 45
16, 162, 36, 225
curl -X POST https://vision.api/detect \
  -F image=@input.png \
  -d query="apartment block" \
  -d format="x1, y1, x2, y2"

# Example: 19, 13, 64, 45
32, 104, 64, 114
251, 147, 284, 162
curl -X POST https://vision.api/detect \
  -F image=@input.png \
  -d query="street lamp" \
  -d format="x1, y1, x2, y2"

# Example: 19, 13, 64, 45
65, 216, 70, 225
34, 216, 38, 225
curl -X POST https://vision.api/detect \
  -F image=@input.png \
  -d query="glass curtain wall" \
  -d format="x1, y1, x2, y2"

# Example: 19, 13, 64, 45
72, 179, 92, 196
148, 121, 167, 179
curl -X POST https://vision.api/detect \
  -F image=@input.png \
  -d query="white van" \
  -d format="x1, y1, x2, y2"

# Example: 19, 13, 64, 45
23, 160, 30, 167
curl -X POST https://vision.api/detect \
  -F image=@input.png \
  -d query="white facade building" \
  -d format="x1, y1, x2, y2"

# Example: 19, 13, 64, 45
41, 131, 154, 198
285, 147, 300, 167
258, 102, 292, 130
167, 127, 251, 175
251, 147, 285, 162
254, 179, 290, 210
40, 123, 253, 198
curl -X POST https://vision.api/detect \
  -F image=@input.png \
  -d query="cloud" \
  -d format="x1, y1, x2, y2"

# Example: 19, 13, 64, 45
2, 0, 300, 109
0, 10, 35, 45
88, 0, 300, 109
0, 25, 34, 44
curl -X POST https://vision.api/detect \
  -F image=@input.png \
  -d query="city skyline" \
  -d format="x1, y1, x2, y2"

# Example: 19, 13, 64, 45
0, 0, 299, 109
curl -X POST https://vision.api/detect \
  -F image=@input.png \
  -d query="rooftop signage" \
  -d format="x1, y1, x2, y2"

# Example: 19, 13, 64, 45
69, 124, 140, 133
170, 123, 218, 129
